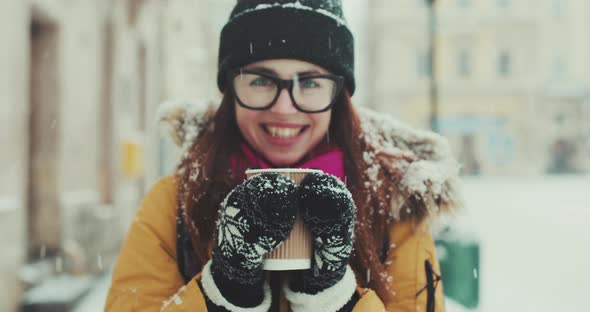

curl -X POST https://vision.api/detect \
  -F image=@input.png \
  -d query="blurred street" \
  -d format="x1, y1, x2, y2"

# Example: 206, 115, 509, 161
462, 175, 589, 311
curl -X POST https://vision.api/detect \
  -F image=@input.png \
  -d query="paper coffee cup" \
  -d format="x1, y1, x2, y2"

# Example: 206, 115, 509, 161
245, 168, 321, 271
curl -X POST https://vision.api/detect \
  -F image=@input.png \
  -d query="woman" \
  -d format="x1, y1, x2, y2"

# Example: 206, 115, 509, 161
106, 0, 462, 311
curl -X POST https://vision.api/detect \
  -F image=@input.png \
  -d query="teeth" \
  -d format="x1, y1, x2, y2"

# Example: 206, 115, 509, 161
266, 126, 301, 138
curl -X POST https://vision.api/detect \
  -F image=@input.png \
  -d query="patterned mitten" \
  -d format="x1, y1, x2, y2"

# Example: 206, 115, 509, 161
285, 172, 358, 312
200, 173, 298, 311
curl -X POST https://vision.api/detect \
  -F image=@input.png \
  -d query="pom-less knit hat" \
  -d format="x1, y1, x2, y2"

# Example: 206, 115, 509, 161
217, 0, 356, 95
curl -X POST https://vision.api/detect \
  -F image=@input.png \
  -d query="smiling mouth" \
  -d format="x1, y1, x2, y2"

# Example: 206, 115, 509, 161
261, 125, 309, 139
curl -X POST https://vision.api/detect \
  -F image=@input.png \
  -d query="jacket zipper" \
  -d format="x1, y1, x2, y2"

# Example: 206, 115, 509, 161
416, 260, 441, 312
425, 260, 435, 312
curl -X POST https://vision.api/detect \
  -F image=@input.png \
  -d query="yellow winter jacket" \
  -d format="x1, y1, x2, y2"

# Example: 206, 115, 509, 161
105, 176, 446, 311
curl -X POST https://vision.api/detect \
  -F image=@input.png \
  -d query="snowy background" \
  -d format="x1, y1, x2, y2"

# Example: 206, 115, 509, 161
458, 175, 590, 311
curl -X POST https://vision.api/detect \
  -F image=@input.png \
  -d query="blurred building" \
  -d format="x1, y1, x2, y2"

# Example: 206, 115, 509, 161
366, 0, 590, 175
0, 0, 165, 310
156, 0, 236, 179
537, 0, 590, 173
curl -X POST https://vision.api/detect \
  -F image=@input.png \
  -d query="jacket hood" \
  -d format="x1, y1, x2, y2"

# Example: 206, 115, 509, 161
157, 100, 463, 222
355, 107, 463, 220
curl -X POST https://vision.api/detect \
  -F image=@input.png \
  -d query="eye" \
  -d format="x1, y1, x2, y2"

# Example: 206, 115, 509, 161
250, 76, 273, 87
300, 78, 321, 88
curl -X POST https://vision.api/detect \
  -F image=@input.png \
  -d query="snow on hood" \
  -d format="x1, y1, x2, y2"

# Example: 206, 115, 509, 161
157, 99, 217, 151
356, 107, 463, 220
158, 100, 462, 221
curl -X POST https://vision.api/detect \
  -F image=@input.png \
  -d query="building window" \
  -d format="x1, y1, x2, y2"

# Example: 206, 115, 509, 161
496, 0, 510, 8
553, 56, 566, 77
497, 50, 512, 77
457, 0, 472, 8
553, 0, 565, 20
417, 50, 432, 78
457, 49, 472, 77
418, 0, 435, 7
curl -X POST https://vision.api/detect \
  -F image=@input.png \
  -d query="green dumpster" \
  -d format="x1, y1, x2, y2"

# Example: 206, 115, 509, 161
435, 225, 480, 309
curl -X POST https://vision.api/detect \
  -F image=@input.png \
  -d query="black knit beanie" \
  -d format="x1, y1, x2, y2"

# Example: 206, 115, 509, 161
217, 0, 356, 95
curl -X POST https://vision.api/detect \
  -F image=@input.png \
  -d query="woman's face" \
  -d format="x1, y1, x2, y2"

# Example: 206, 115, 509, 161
235, 59, 332, 166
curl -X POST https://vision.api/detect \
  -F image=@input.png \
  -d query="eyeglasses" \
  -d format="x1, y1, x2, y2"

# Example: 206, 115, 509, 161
229, 69, 345, 113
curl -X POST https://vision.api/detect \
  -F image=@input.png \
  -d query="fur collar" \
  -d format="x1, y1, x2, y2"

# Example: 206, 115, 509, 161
158, 100, 462, 223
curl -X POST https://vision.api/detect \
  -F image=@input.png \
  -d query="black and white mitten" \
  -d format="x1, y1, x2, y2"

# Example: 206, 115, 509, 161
200, 173, 297, 311
285, 172, 358, 312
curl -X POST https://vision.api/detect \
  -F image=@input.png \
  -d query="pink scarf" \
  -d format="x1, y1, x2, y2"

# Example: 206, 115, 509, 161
230, 143, 346, 183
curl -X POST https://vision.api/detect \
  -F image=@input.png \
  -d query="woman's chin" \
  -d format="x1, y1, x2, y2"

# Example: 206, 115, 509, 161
265, 153, 304, 167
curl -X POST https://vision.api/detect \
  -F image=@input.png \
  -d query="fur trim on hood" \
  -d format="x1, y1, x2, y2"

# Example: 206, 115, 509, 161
356, 107, 463, 220
157, 100, 463, 222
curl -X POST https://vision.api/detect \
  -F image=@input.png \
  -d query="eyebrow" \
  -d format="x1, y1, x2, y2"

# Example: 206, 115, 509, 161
246, 66, 323, 77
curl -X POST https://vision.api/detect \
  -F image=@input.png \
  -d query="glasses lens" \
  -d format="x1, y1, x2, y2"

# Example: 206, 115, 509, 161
233, 72, 277, 108
292, 77, 339, 112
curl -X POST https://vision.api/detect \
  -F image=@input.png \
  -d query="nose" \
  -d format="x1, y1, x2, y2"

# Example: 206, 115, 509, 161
269, 88, 298, 114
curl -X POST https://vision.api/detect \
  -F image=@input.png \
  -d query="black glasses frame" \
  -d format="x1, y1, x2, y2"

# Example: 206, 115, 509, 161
229, 69, 345, 113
